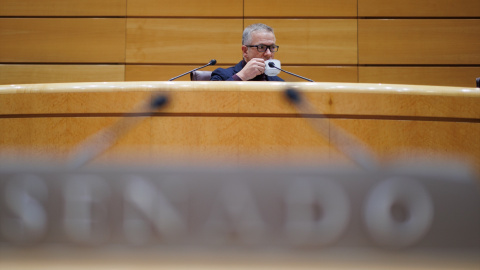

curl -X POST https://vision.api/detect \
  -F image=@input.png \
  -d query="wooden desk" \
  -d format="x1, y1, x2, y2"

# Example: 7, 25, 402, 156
0, 81, 479, 172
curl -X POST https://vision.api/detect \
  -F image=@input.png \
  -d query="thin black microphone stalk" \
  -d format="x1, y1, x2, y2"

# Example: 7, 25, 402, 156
268, 62, 314, 82
169, 59, 217, 81
284, 88, 377, 170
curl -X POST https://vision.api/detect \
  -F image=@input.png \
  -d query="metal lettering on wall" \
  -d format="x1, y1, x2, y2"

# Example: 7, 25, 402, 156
1, 163, 479, 250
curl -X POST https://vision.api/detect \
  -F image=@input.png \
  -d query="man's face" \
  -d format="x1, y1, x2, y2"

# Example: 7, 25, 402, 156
242, 30, 276, 62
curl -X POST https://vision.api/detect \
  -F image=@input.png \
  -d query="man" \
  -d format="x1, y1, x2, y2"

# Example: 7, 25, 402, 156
210, 23, 284, 81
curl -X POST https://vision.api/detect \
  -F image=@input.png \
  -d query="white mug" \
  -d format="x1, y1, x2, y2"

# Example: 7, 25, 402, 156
265, 59, 281, 76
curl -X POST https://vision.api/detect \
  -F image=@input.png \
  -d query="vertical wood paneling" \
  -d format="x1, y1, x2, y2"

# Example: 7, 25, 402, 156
0, 65, 125, 85
0, 18, 126, 63
126, 19, 242, 64
125, 65, 231, 81
244, 19, 357, 64
127, 0, 243, 17
359, 67, 480, 87
124, 65, 358, 82
278, 66, 358, 82
0, 1, 478, 87
244, 0, 357, 17
0, 0, 127, 16
358, 19, 480, 64
359, 0, 480, 17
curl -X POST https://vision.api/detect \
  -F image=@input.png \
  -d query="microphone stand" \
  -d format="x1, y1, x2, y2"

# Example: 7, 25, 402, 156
169, 59, 217, 81
68, 59, 217, 168
284, 88, 378, 170
268, 62, 314, 82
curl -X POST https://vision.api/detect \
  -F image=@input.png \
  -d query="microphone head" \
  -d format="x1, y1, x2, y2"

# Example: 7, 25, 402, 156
151, 95, 169, 109
268, 62, 275, 68
285, 88, 302, 104
209, 59, 217, 65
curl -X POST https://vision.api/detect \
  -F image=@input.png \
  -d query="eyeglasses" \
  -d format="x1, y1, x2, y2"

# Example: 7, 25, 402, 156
246, 44, 279, 53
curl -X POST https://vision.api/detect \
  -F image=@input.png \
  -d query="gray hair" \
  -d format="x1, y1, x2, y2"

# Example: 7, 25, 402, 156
242, 23, 274, 45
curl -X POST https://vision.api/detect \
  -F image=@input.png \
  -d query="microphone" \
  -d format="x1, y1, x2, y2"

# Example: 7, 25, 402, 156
169, 59, 217, 81
284, 88, 377, 170
268, 61, 314, 82
68, 93, 170, 169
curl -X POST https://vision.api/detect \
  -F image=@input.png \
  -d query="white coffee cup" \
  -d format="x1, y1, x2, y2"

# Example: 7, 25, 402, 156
265, 59, 281, 76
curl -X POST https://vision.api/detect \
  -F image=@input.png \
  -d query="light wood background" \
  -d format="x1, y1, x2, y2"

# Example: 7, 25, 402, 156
0, 0, 479, 86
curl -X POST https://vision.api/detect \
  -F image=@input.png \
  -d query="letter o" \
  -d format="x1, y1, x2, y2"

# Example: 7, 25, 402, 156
363, 177, 434, 248
284, 178, 350, 247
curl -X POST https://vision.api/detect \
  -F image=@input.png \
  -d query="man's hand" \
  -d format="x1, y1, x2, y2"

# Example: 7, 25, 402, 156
236, 58, 265, 81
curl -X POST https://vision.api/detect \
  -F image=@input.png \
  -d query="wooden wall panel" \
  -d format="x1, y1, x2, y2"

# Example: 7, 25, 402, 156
244, 19, 357, 65
359, 67, 480, 88
0, 0, 126, 16
358, 19, 480, 65
0, 64, 125, 84
125, 65, 358, 82
0, 2, 477, 87
244, 0, 357, 17
359, 0, 480, 17
126, 19, 242, 64
0, 18, 126, 63
333, 119, 480, 172
278, 66, 357, 83
125, 65, 231, 81
127, 0, 243, 17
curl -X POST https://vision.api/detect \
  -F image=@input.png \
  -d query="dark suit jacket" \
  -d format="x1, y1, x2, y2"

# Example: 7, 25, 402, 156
210, 60, 284, 81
